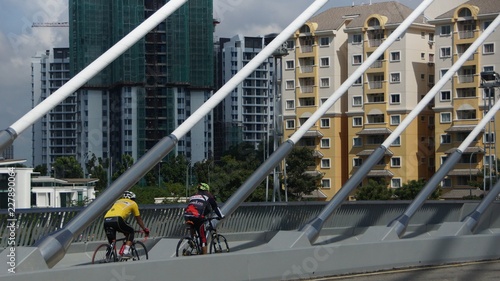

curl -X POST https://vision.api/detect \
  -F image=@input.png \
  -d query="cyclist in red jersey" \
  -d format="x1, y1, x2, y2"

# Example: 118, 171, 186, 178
104, 191, 150, 257
183, 183, 224, 254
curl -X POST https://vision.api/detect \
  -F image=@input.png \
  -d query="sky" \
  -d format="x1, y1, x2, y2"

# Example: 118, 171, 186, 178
0, 0, 423, 166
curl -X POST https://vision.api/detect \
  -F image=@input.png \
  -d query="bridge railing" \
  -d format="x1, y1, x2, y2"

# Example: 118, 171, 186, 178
1, 200, 497, 248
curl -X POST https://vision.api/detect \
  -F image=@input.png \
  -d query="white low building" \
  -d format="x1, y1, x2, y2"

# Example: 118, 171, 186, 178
31, 177, 97, 208
1, 159, 97, 208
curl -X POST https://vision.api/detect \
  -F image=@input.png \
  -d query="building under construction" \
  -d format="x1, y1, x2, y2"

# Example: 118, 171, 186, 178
67, 0, 215, 171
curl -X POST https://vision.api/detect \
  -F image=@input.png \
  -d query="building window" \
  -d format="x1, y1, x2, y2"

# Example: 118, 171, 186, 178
390, 115, 401, 125
391, 136, 401, 146
321, 159, 331, 168
390, 51, 401, 62
440, 69, 449, 79
429, 33, 434, 42
286, 120, 295, 129
440, 91, 451, 101
442, 178, 451, 188
320, 37, 330, 46
484, 43, 495, 55
320, 57, 330, 67
353, 76, 362, 86
352, 54, 362, 65
456, 109, 476, 120
285, 60, 294, 69
440, 47, 451, 58
321, 179, 331, 189
390, 93, 400, 104
286, 40, 295, 49
353, 117, 363, 127
391, 178, 402, 188
353, 137, 362, 147
391, 157, 401, 167
285, 80, 295, 90
484, 21, 492, 30
440, 112, 451, 123
390, 72, 401, 83
484, 132, 495, 143
485, 155, 496, 166
286, 100, 295, 109
353, 34, 362, 44
353, 96, 362, 107
353, 158, 363, 167
320, 77, 330, 88
321, 138, 330, 148
367, 114, 384, 124
299, 97, 315, 106
440, 134, 451, 144
440, 25, 451, 36
367, 135, 384, 145
320, 118, 330, 128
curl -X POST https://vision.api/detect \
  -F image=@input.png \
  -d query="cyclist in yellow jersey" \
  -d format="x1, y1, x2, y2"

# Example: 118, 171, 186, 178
104, 191, 149, 257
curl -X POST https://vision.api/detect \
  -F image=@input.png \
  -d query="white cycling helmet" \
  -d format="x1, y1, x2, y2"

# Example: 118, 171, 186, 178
123, 191, 136, 200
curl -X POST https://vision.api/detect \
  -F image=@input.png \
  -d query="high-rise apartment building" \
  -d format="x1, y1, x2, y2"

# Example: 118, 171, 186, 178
32, 48, 76, 170
68, 0, 215, 170
429, 0, 500, 193
218, 35, 277, 151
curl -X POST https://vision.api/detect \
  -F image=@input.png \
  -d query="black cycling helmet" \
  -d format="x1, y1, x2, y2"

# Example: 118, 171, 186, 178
123, 191, 136, 200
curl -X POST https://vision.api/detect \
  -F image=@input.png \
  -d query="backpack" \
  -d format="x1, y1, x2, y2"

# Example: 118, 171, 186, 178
184, 194, 209, 218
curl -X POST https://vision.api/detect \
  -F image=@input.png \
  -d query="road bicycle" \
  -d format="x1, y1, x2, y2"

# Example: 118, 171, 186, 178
176, 217, 230, 256
92, 231, 148, 264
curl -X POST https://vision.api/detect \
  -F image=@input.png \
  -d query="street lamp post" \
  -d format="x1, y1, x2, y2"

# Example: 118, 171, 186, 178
83, 151, 93, 178
185, 162, 191, 198
158, 161, 163, 188
469, 150, 476, 197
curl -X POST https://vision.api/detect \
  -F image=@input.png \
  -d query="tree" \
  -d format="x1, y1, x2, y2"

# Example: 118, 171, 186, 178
130, 186, 170, 204
86, 154, 108, 191
52, 156, 83, 178
355, 179, 393, 200
284, 146, 323, 201
112, 154, 134, 180
393, 179, 441, 200
195, 142, 267, 202
162, 155, 190, 185
34, 164, 48, 176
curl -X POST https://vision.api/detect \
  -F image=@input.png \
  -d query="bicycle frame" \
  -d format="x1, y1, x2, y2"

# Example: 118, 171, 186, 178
92, 231, 149, 264
176, 217, 229, 256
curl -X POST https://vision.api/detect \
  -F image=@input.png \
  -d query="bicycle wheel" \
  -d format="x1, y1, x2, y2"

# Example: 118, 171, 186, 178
176, 237, 200, 257
209, 234, 230, 254
92, 243, 116, 264
131, 241, 149, 261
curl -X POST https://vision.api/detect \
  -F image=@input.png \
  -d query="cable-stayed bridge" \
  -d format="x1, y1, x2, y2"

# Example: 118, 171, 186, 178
1, 0, 500, 279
